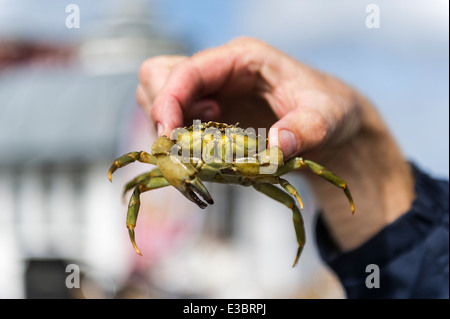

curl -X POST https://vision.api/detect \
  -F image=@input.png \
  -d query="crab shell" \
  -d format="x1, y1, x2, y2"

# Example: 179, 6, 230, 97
109, 121, 354, 266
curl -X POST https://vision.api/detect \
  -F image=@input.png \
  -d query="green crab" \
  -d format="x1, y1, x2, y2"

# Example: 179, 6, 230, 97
108, 121, 354, 267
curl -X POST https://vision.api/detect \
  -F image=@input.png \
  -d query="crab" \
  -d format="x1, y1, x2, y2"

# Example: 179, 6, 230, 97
108, 121, 354, 267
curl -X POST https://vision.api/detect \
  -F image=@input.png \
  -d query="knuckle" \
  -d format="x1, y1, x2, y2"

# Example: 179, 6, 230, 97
227, 36, 270, 52
138, 56, 175, 85
311, 112, 330, 143
229, 35, 258, 46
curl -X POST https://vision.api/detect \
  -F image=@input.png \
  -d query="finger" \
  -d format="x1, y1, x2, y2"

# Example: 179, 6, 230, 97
138, 56, 187, 133
138, 55, 187, 101
136, 84, 152, 117
269, 107, 330, 159
151, 56, 234, 136
151, 39, 269, 136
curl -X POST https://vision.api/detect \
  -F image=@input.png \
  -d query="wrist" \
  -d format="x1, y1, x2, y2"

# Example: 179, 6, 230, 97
307, 93, 416, 251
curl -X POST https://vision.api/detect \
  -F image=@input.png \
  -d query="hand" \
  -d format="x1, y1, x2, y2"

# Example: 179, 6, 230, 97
136, 37, 415, 252
137, 37, 360, 160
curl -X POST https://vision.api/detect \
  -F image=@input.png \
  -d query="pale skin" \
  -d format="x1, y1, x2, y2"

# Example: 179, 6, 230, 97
136, 36, 415, 252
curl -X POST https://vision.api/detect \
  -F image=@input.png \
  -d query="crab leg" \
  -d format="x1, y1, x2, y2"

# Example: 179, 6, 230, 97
303, 159, 355, 214
126, 176, 171, 255
253, 182, 305, 267
122, 168, 163, 200
276, 157, 355, 214
108, 151, 157, 181
279, 178, 304, 210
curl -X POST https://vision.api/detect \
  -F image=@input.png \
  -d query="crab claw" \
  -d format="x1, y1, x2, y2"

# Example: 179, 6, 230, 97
183, 177, 214, 209
128, 226, 142, 256
154, 146, 214, 209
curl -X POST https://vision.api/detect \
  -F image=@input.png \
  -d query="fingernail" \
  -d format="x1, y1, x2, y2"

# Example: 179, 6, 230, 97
156, 122, 163, 136
268, 127, 280, 148
278, 129, 298, 159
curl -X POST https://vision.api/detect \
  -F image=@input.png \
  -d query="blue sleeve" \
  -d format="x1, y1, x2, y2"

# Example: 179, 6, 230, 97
315, 164, 449, 298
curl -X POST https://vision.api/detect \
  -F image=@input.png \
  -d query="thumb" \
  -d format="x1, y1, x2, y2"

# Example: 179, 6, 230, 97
268, 108, 329, 159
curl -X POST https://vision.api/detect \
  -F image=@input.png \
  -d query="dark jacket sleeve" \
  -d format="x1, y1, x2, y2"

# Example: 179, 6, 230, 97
315, 164, 449, 299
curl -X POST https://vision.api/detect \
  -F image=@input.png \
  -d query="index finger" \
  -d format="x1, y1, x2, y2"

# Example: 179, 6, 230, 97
151, 40, 266, 136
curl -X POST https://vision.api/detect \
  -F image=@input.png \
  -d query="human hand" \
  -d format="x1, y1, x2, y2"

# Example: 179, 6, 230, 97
137, 37, 360, 161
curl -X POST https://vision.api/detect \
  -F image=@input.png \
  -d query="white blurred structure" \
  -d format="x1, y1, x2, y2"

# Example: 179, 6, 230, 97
0, 0, 185, 298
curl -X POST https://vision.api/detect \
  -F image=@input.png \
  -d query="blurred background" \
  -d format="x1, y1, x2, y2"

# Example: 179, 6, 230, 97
0, 0, 448, 299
